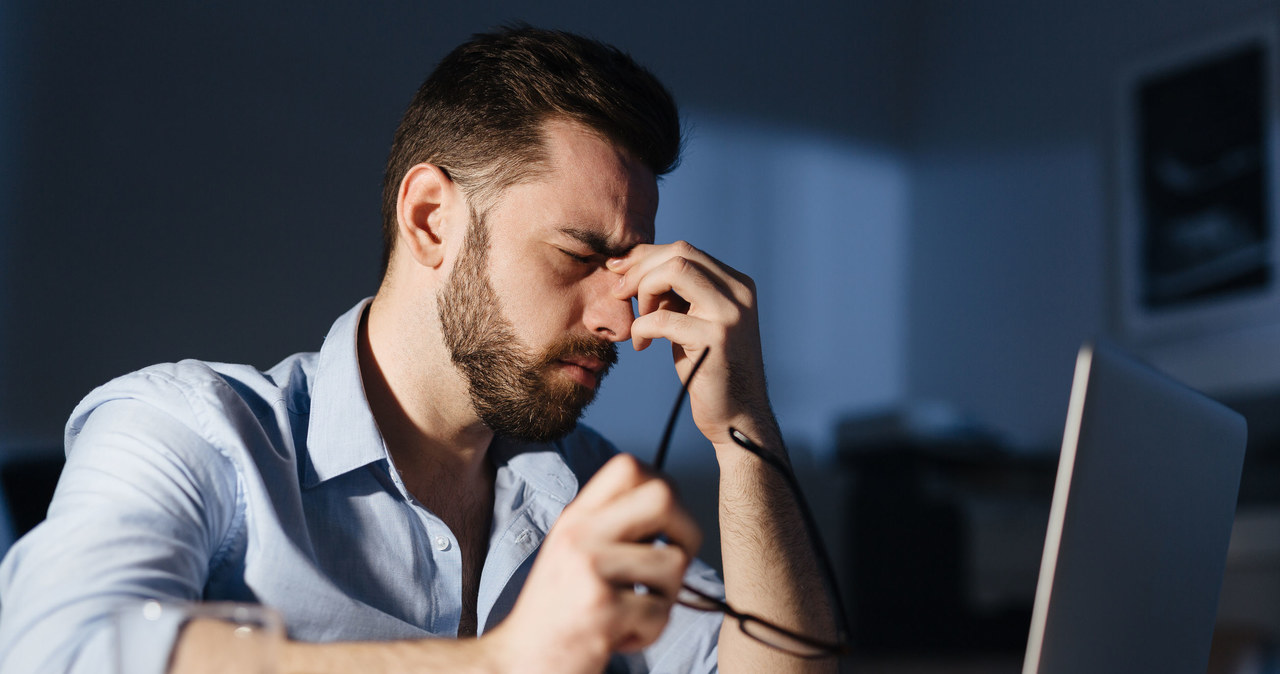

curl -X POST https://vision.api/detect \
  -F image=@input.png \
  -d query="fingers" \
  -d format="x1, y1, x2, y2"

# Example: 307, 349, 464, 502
567, 452, 654, 511
633, 257, 728, 319
566, 455, 701, 560
521, 454, 699, 657
608, 242, 755, 353
609, 241, 749, 302
594, 540, 691, 599
588, 478, 702, 562
631, 307, 720, 357
610, 589, 677, 652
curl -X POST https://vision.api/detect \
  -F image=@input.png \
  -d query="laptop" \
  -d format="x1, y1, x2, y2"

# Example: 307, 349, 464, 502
1022, 342, 1248, 674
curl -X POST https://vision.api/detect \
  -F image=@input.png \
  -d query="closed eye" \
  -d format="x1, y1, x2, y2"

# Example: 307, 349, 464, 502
560, 249, 595, 265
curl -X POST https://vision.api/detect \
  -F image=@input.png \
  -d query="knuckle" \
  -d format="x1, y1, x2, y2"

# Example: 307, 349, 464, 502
549, 519, 586, 551
662, 545, 692, 576
623, 453, 647, 476
585, 552, 609, 581
725, 273, 756, 304
649, 481, 678, 513
607, 452, 644, 479
619, 600, 672, 652
722, 304, 743, 327
582, 579, 615, 613
665, 255, 691, 275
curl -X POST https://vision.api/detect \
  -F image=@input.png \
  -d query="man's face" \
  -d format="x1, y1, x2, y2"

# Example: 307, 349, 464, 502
438, 119, 658, 441
437, 208, 619, 441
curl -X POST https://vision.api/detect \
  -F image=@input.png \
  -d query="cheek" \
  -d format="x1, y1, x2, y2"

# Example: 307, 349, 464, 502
492, 261, 586, 339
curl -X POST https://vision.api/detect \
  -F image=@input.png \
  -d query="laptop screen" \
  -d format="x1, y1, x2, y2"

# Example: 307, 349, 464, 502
1022, 342, 1247, 674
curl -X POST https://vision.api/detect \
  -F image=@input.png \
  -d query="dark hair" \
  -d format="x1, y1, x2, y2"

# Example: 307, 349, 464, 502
379, 25, 682, 275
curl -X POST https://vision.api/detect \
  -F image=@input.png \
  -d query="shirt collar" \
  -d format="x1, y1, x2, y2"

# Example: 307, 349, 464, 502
302, 298, 388, 488
489, 436, 580, 505
300, 298, 584, 502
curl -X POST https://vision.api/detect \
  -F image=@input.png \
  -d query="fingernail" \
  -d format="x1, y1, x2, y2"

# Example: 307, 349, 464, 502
606, 258, 624, 270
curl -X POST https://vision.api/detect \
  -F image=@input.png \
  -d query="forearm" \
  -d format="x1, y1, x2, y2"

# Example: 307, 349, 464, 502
714, 419, 837, 674
167, 619, 501, 674
280, 638, 497, 674
607, 239, 839, 669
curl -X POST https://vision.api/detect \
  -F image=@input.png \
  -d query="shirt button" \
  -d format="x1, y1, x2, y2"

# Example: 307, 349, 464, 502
434, 535, 451, 552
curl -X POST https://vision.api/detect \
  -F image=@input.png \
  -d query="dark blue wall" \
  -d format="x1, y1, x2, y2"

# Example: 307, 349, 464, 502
0, 3, 915, 455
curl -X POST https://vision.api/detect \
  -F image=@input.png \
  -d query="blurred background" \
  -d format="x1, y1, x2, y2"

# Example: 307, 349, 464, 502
4, 1, 1280, 670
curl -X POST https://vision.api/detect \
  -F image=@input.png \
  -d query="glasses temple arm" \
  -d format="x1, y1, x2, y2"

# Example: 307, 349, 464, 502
653, 349, 711, 471
728, 428, 853, 645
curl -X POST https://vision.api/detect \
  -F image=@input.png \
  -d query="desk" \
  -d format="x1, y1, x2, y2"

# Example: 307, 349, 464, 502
845, 658, 1022, 674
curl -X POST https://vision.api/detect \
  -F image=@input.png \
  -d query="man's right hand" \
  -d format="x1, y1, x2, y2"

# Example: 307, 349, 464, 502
221, 453, 699, 674
484, 453, 702, 673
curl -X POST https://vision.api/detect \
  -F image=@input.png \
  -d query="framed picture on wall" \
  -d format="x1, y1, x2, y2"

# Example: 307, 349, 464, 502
1117, 19, 1280, 342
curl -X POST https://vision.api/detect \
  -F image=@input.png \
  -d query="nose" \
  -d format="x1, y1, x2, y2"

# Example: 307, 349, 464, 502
583, 271, 634, 342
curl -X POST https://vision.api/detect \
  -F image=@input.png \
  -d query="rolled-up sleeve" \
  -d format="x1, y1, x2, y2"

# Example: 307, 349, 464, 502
0, 370, 240, 674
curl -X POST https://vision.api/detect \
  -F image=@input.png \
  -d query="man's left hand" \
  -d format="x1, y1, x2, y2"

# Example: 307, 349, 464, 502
607, 241, 774, 448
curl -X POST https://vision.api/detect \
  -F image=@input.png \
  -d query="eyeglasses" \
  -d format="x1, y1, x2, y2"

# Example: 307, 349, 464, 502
650, 349, 851, 659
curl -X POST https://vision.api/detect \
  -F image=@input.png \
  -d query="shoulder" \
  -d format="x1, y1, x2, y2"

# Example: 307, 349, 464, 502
66, 355, 316, 444
62, 354, 318, 488
66, 361, 228, 446
55, 355, 317, 544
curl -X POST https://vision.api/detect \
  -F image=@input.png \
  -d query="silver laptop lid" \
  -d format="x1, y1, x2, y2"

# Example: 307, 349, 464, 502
1023, 342, 1247, 674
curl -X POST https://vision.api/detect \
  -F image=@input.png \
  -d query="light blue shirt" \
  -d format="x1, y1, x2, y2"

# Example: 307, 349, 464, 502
0, 300, 722, 673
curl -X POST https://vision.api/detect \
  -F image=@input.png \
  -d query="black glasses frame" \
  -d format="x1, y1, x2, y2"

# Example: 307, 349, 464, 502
650, 349, 851, 659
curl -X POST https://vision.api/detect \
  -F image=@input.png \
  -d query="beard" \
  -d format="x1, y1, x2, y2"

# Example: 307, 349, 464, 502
438, 211, 618, 442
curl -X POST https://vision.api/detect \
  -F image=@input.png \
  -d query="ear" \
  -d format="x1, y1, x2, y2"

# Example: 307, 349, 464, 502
395, 163, 458, 269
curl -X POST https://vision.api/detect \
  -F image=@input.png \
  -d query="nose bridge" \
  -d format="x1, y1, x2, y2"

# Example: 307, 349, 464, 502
583, 269, 633, 342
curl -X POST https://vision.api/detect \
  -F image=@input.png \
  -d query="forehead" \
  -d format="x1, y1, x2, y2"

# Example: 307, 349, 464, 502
490, 118, 658, 247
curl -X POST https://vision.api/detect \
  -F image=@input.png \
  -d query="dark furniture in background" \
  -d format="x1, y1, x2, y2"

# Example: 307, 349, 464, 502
836, 410, 1056, 658
0, 451, 65, 550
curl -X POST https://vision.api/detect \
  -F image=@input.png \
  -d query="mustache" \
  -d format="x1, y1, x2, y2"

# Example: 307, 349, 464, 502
535, 333, 619, 373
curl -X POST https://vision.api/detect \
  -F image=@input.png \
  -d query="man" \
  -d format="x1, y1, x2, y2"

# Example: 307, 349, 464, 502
0, 26, 836, 673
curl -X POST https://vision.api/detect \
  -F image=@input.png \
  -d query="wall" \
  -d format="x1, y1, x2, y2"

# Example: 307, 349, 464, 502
9, 1, 1279, 468
7, 0, 1279, 612
906, 0, 1280, 450
0, 3, 915, 468
0, 3, 26, 447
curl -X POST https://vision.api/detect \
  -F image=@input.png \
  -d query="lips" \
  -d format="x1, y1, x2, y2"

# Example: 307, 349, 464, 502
558, 355, 607, 376
542, 336, 617, 390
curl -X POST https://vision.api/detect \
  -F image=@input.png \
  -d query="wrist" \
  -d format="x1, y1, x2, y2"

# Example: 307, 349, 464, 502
712, 420, 785, 461
477, 619, 611, 674
474, 625, 515, 674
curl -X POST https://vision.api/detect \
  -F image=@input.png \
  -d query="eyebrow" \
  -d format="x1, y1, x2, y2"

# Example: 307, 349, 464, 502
557, 227, 639, 259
